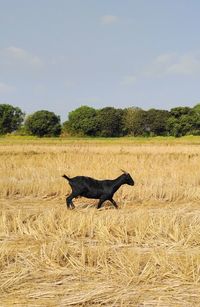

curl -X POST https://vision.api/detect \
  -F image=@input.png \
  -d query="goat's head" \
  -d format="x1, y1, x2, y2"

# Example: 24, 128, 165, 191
121, 169, 135, 186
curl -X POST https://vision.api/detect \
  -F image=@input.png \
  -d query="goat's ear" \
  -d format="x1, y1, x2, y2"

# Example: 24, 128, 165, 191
121, 169, 128, 174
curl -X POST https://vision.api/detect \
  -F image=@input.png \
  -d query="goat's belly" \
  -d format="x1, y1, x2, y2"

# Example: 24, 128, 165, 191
83, 191, 102, 199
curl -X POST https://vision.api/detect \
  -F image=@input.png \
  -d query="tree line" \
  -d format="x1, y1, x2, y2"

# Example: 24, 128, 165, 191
0, 103, 200, 137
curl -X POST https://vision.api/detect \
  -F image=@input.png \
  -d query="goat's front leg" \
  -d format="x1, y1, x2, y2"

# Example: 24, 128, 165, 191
110, 198, 118, 209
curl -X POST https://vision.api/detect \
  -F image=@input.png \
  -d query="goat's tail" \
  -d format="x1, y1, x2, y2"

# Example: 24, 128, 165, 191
62, 174, 70, 181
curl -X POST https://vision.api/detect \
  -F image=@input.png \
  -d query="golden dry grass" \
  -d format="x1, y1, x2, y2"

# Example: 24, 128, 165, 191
0, 137, 200, 306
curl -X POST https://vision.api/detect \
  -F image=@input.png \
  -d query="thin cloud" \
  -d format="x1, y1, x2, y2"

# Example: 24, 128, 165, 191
144, 52, 200, 77
84, 97, 101, 103
167, 54, 200, 75
120, 75, 137, 86
75, 97, 101, 104
0, 82, 15, 93
121, 52, 200, 86
64, 80, 75, 89
101, 15, 119, 25
1, 46, 43, 69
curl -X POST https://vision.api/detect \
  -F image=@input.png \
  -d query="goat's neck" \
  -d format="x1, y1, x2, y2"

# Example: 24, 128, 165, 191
112, 174, 126, 192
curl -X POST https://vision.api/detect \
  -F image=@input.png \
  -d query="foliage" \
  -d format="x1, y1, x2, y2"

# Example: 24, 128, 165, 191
67, 106, 98, 136
96, 107, 124, 137
24, 110, 61, 137
0, 104, 24, 134
67, 106, 124, 137
167, 106, 200, 136
1, 102, 200, 138
122, 107, 149, 136
62, 120, 73, 136
145, 109, 170, 136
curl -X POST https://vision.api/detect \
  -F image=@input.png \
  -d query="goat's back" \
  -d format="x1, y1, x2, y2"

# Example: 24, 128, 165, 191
69, 176, 107, 198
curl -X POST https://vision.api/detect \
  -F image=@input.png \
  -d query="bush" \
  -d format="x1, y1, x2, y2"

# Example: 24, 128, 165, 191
25, 110, 61, 137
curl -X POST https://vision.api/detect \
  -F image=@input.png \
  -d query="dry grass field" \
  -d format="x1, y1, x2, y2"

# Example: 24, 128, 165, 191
0, 136, 200, 306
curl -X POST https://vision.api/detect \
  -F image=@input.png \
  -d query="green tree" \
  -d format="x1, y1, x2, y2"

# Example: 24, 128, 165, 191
96, 107, 124, 137
190, 104, 200, 135
122, 107, 148, 136
166, 116, 181, 137
62, 120, 72, 136
170, 106, 192, 118
145, 109, 170, 136
0, 104, 24, 134
68, 106, 98, 136
193, 103, 200, 113
167, 106, 200, 136
25, 110, 61, 137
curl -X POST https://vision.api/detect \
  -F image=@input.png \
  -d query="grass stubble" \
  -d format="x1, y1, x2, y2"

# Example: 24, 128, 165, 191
0, 137, 200, 306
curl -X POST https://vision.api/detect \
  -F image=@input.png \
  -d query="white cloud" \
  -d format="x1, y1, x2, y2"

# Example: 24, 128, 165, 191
120, 52, 200, 86
144, 53, 176, 77
144, 52, 200, 77
101, 15, 119, 25
1, 46, 43, 69
120, 75, 137, 86
0, 82, 15, 93
167, 54, 200, 75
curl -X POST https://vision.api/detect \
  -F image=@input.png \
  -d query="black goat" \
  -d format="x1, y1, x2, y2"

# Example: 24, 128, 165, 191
62, 170, 134, 209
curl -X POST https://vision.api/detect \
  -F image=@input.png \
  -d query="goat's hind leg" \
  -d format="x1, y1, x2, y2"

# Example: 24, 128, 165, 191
66, 192, 76, 209
110, 198, 118, 209
97, 199, 104, 209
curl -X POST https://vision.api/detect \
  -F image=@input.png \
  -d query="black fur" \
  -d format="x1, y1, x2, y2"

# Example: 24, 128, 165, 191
62, 171, 134, 209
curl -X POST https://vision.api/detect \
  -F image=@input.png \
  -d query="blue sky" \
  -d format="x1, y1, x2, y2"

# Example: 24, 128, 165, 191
1, 0, 200, 121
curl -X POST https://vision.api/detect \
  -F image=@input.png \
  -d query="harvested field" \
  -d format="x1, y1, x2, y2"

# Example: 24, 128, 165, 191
0, 137, 200, 306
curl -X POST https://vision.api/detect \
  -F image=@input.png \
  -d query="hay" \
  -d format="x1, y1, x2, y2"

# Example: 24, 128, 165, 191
0, 140, 200, 305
